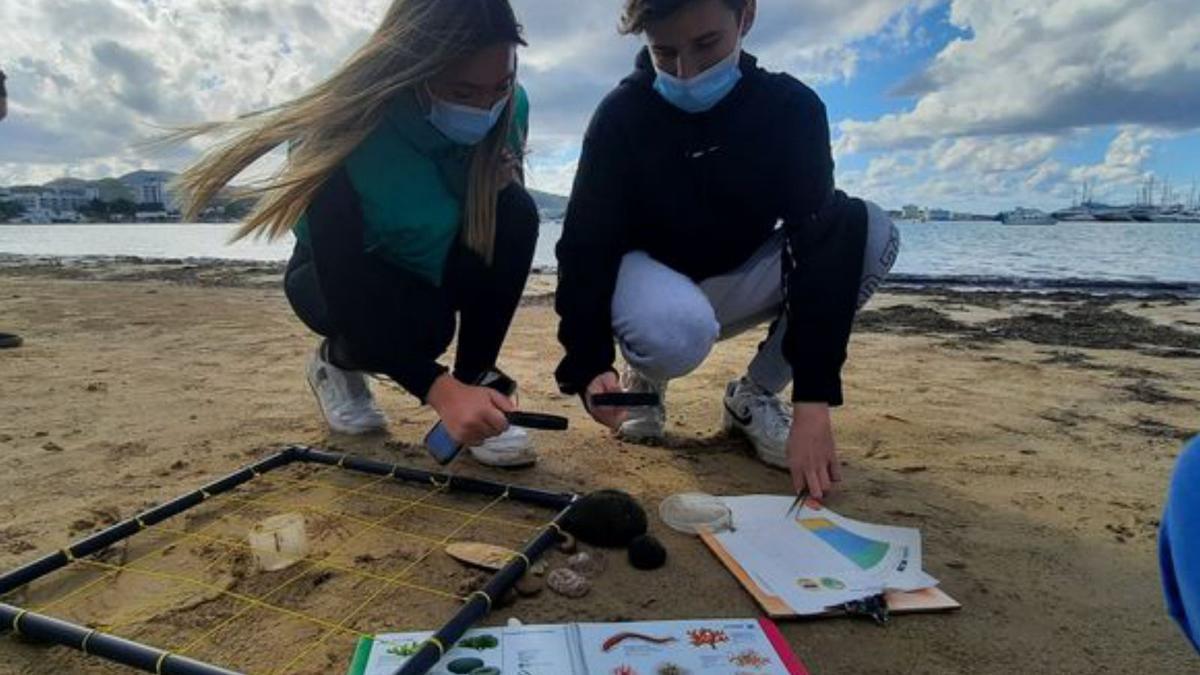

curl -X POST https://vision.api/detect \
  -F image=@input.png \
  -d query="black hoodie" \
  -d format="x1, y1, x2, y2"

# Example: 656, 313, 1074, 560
554, 50, 867, 405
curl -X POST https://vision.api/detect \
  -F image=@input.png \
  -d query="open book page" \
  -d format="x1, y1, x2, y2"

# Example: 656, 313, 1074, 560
348, 620, 806, 675
348, 625, 577, 675
502, 624, 583, 674
574, 618, 807, 675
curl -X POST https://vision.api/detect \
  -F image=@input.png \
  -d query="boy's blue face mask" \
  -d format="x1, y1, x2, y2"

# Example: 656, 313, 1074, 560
652, 41, 743, 114
426, 86, 509, 146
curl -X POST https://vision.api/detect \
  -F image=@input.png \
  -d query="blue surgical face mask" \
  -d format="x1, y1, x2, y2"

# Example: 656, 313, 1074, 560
653, 43, 743, 114
425, 87, 509, 145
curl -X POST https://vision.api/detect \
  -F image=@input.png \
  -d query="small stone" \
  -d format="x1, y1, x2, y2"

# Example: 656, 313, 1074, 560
628, 534, 667, 571
530, 560, 547, 577
515, 575, 543, 597
558, 532, 578, 554
42, 442, 64, 453
546, 568, 590, 598
946, 560, 968, 570
567, 551, 606, 577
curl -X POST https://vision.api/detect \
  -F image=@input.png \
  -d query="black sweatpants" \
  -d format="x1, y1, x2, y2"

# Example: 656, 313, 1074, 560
285, 167, 539, 402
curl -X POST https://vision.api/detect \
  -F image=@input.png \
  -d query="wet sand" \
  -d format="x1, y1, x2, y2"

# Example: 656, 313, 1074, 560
0, 259, 1198, 674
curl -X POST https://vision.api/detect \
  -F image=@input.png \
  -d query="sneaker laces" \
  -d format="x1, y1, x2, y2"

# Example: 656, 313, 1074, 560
341, 369, 371, 401
743, 380, 792, 437
624, 366, 666, 398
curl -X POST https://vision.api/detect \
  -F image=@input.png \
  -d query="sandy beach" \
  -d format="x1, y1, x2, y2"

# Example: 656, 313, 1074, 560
1, 258, 1198, 674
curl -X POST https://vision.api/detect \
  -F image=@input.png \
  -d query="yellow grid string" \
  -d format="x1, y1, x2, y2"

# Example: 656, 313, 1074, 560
214, 494, 450, 548
172, 478, 453, 658
69, 557, 371, 642
14, 462, 555, 675
91, 490, 468, 641
148, 525, 465, 601
271, 490, 511, 675
271, 474, 540, 532
36, 465, 392, 635
33, 473, 288, 617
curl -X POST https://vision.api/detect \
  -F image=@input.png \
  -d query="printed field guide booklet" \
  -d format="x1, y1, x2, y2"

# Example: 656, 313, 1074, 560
700, 496, 961, 619
347, 618, 808, 675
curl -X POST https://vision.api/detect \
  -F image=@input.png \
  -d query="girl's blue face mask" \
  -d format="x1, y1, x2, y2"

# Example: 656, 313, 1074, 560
426, 86, 509, 146
652, 42, 743, 114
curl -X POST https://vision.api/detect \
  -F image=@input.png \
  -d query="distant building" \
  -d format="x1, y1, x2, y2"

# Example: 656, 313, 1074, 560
900, 204, 923, 221
5, 186, 97, 222
924, 208, 952, 222
121, 172, 170, 207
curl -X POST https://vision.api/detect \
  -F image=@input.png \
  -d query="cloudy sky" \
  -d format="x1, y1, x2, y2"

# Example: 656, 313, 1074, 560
1, 0, 1198, 212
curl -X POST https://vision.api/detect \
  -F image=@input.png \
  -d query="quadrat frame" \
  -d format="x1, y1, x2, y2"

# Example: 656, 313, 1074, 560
0, 445, 579, 675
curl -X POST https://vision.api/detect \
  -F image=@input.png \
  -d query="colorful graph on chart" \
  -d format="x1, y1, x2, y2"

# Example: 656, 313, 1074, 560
799, 518, 890, 570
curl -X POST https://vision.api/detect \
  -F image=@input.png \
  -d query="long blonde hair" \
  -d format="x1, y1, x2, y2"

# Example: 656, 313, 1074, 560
172, 0, 525, 263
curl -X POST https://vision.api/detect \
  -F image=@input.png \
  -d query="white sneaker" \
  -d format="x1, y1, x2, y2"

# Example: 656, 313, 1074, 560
305, 347, 388, 435
469, 426, 537, 468
722, 377, 792, 468
617, 366, 667, 442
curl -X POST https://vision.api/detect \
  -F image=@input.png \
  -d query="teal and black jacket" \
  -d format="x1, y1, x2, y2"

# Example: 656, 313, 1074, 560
292, 86, 531, 399
296, 86, 529, 286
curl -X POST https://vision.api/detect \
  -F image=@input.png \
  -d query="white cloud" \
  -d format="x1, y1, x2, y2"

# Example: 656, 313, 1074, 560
0, 0, 920, 187
839, 0, 1200, 152
830, 0, 1200, 212
0, 1, 377, 183
1, 0, 1193, 213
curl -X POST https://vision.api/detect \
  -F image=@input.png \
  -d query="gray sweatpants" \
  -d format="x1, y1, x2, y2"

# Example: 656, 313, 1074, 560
612, 201, 900, 393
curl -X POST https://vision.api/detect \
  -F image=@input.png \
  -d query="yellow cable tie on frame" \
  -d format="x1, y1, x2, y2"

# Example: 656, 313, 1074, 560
511, 553, 531, 571
467, 590, 493, 612
425, 637, 446, 657
61, 547, 76, 562
81, 629, 97, 654
11, 609, 27, 635
155, 651, 171, 674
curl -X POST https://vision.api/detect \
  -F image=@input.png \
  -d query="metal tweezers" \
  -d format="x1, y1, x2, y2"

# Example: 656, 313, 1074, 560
785, 488, 810, 518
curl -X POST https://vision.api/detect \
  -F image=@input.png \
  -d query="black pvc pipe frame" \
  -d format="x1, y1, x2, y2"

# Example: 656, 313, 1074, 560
0, 446, 578, 675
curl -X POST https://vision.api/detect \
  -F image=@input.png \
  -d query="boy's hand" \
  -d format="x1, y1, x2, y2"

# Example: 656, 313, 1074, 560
584, 371, 626, 430
787, 403, 842, 501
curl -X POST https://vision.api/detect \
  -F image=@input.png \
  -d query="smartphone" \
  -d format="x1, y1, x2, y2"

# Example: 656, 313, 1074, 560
424, 371, 515, 466
424, 421, 463, 465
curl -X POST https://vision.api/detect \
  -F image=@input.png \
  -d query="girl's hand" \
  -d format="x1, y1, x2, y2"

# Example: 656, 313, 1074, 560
584, 371, 626, 431
427, 374, 514, 446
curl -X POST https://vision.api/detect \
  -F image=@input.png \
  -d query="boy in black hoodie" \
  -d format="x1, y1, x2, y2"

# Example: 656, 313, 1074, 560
554, 0, 900, 499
